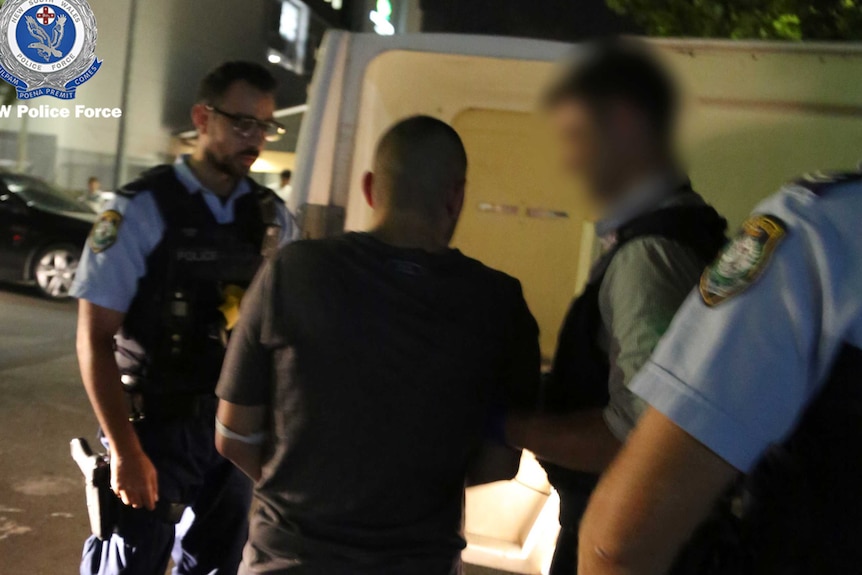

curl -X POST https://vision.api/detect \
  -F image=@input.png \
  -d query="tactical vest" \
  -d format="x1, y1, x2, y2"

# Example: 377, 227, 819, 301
672, 343, 862, 575
542, 189, 728, 525
114, 165, 281, 396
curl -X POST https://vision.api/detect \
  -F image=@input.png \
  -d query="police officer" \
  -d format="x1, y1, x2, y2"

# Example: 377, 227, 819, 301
578, 168, 862, 575
71, 61, 293, 575
503, 40, 727, 574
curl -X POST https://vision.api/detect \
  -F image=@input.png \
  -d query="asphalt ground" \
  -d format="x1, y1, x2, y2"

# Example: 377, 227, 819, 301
0, 284, 94, 573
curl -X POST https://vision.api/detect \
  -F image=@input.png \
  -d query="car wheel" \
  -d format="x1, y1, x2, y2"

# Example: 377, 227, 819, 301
32, 244, 80, 300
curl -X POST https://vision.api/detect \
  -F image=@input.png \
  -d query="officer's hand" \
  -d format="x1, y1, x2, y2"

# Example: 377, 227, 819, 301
111, 448, 159, 511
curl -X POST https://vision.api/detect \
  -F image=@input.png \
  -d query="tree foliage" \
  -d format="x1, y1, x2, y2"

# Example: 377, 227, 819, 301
606, 0, 862, 40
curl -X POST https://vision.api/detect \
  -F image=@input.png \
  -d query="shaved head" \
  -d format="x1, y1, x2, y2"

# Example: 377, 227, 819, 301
371, 116, 468, 216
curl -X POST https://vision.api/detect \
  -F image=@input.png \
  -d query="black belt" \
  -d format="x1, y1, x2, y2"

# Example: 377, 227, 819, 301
121, 374, 217, 421
132, 393, 216, 421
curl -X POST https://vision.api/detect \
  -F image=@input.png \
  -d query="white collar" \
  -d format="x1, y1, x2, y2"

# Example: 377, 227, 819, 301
595, 172, 687, 241
172, 154, 252, 199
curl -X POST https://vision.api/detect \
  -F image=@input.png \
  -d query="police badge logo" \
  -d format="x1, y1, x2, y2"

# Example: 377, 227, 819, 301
0, 0, 102, 100
89, 210, 121, 254
700, 215, 786, 306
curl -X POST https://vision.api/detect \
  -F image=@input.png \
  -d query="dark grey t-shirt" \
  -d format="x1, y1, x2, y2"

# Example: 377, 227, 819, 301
216, 232, 540, 573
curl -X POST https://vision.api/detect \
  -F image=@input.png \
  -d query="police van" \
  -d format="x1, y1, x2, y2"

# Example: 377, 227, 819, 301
287, 32, 862, 574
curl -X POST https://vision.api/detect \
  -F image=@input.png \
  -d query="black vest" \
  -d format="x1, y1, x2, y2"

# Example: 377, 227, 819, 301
542, 190, 728, 521
673, 344, 862, 575
114, 165, 281, 395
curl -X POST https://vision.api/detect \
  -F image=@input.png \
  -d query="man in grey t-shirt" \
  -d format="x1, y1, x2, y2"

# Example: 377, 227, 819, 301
214, 116, 541, 574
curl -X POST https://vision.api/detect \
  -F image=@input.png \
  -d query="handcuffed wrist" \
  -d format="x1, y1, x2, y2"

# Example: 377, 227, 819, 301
215, 417, 267, 445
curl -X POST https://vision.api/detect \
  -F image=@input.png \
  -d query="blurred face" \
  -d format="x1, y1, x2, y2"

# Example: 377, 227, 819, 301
87, 179, 100, 193
551, 97, 642, 205
193, 80, 277, 178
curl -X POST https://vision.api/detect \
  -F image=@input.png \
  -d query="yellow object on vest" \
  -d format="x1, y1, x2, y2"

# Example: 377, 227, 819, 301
219, 284, 246, 331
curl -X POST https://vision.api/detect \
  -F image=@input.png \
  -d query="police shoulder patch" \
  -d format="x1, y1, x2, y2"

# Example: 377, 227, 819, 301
89, 210, 122, 253
700, 215, 786, 307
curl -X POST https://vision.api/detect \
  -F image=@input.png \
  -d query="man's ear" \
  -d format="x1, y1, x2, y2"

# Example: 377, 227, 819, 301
447, 179, 466, 219
191, 103, 209, 136
362, 171, 375, 208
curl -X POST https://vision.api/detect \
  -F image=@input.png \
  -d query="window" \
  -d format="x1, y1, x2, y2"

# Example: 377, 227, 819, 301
270, 0, 311, 75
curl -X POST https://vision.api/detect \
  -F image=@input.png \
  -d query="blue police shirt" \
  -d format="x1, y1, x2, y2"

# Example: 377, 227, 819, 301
630, 174, 862, 472
70, 156, 294, 313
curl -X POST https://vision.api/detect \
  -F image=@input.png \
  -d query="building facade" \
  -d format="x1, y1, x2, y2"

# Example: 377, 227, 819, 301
0, 0, 404, 192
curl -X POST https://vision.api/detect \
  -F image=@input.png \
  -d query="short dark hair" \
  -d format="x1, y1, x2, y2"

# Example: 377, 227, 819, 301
280, 169, 292, 180
546, 39, 678, 138
374, 116, 467, 214
87, 176, 99, 184
196, 61, 278, 105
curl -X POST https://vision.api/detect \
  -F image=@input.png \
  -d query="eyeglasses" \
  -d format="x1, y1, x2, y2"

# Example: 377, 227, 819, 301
206, 106, 287, 142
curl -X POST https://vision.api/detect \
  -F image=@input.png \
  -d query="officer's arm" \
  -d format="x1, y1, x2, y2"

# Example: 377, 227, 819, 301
578, 408, 738, 575
502, 280, 619, 474
77, 300, 159, 510
506, 409, 620, 474
507, 239, 704, 473
215, 402, 267, 482
77, 302, 138, 455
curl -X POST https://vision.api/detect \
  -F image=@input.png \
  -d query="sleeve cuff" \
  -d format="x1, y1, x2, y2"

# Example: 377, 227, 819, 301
70, 282, 132, 313
214, 385, 270, 407
630, 361, 767, 472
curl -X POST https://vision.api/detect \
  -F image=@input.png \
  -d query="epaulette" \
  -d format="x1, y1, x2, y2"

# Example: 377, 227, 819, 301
116, 164, 175, 198
252, 182, 285, 205
115, 188, 137, 199
791, 168, 862, 196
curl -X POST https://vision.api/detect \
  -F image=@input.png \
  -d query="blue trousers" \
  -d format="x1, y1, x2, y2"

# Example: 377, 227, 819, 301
80, 402, 252, 575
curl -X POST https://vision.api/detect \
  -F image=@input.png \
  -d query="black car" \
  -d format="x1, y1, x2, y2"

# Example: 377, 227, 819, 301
0, 173, 96, 299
